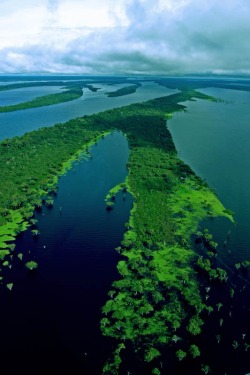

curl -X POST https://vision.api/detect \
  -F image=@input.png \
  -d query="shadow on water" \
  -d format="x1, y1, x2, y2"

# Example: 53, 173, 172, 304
0, 131, 132, 375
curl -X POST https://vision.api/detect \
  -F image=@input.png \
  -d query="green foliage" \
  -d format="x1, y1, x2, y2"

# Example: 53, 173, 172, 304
187, 316, 204, 335
17, 253, 23, 261
144, 347, 161, 362
105, 182, 127, 202
0, 249, 10, 260
0, 120, 107, 272
85, 84, 100, 92
196, 257, 228, 281
152, 368, 161, 375
31, 229, 40, 236
189, 344, 201, 358
6, 283, 13, 291
0, 88, 83, 112
223, 208, 235, 216
176, 349, 187, 361
152, 367, 161, 375
106, 201, 114, 209
25, 261, 38, 270
201, 364, 211, 374
0, 87, 234, 371
0, 81, 67, 92
242, 260, 250, 267
45, 197, 54, 206
216, 303, 223, 311
106, 83, 141, 97
102, 343, 125, 375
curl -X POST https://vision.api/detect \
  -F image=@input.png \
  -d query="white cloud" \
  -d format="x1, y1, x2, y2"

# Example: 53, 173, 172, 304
48, 0, 118, 29
0, 3, 46, 48
0, 0, 250, 75
0, 0, 127, 49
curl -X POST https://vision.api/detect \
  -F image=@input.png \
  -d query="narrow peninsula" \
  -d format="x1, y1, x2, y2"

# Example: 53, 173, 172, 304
0, 90, 233, 374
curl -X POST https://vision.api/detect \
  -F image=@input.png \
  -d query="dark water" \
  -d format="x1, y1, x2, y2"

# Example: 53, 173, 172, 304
168, 88, 250, 262
1, 78, 249, 374
0, 81, 177, 140
0, 131, 132, 375
168, 88, 250, 375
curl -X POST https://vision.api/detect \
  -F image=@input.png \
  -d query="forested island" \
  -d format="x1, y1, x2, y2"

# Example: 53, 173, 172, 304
0, 87, 238, 374
0, 79, 140, 112
0, 87, 83, 112
106, 83, 141, 97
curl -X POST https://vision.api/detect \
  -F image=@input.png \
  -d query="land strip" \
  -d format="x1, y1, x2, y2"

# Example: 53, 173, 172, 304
0, 90, 233, 373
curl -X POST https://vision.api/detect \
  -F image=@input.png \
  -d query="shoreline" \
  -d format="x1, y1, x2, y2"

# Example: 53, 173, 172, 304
0, 90, 234, 373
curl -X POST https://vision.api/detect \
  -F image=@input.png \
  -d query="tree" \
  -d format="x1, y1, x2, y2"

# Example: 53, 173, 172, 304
144, 347, 161, 362
25, 261, 38, 270
201, 364, 211, 374
187, 316, 203, 335
216, 303, 223, 311
206, 306, 213, 315
172, 335, 181, 344
189, 344, 200, 358
45, 197, 54, 206
176, 349, 186, 361
216, 334, 221, 344
6, 283, 13, 291
152, 368, 161, 375
232, 340, 239, 349
31, 229, 40, 236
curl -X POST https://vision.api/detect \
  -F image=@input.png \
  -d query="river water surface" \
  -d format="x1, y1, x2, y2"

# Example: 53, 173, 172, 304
1, 79, 249, 374
0, 131, 132, 375
0, 86, 66, 106
0, 81, 177, 140
0, 78, 176, 374
168, 87, 250, 375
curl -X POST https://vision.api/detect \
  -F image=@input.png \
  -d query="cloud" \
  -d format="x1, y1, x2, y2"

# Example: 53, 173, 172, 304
0, 0, 250, 75
47, 0, 60, 13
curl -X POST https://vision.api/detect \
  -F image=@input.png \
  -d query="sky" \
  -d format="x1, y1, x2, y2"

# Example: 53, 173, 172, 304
0, 0, 250, 75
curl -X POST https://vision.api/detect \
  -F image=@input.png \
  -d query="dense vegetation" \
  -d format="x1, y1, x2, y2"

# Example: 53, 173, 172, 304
0, 81, 67, 91
106, 83, 141, 97
85, 84, 100, 92
0, 87, 83, 112
0, 89, 234, 374
0, 78, 140, 112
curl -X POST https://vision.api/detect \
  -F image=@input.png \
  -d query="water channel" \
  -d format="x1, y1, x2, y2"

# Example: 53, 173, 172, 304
0, 86, 66, 106
0, 81, 177, 140
168, 87, 250, 375
0, 80, 249, 374
0, 131, 132, 374
0, 78, 176, 374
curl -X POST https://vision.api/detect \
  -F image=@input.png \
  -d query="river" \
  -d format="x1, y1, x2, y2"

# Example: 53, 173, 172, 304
168, 87, 250, 375
0, 131, 132, 375
0, 79, 249, 374
0, 86, 66, 106
0, 81, 177, 140
0, 77, 176, 374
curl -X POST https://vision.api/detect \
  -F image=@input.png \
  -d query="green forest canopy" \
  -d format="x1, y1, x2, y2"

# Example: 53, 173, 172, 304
0, 89, 234, 374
